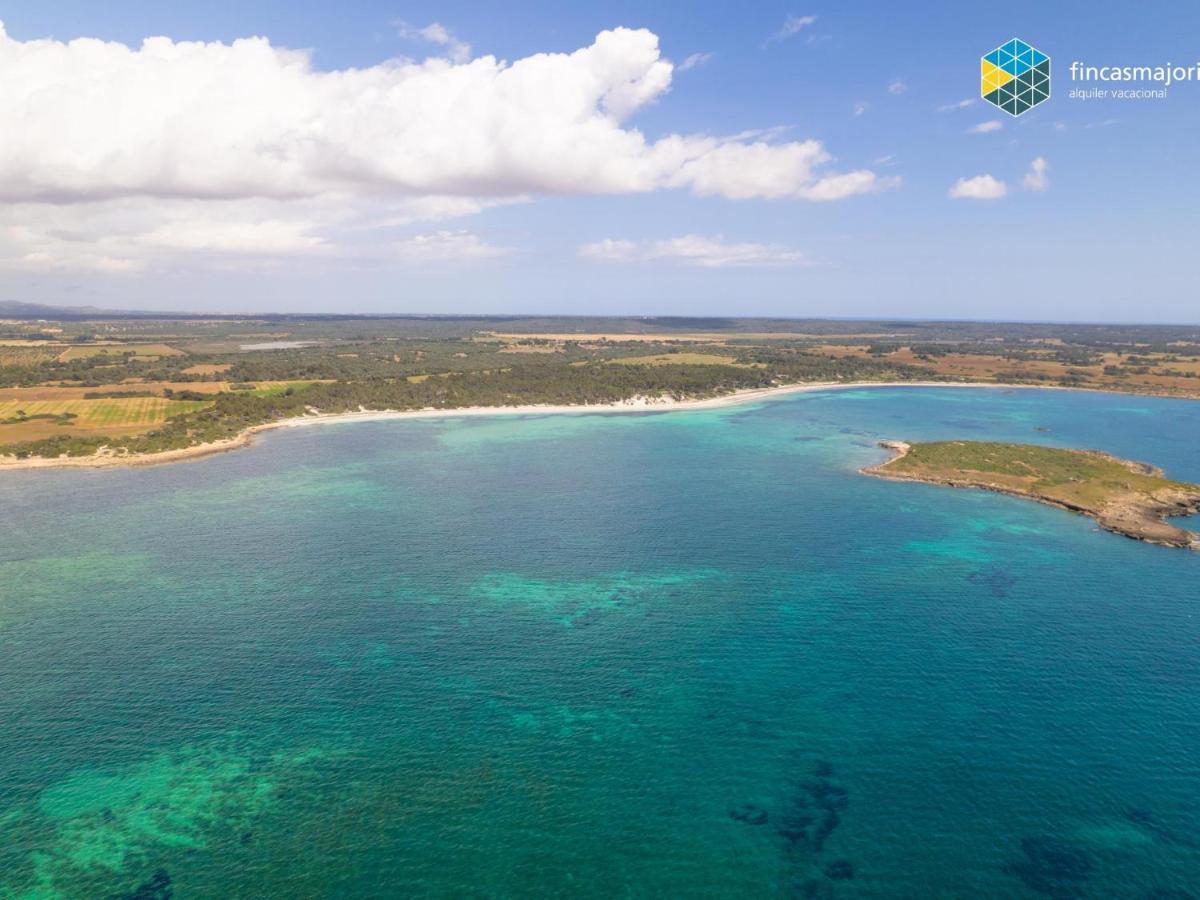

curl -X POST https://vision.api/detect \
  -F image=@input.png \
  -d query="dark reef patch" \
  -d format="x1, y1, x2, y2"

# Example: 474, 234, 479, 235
729, 803, 769, 825
1122, 805, 1198, 848
791, 878, 834, 899
110, 869, 172, 900
824, 859, 855, 880
1004, 835, 1092, 898
777, 768, 847, 853
774, 758, 857, 892
967, 567, 1018, 598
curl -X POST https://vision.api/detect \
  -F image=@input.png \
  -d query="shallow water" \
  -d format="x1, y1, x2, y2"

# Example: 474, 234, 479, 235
0, 387, 1197, 898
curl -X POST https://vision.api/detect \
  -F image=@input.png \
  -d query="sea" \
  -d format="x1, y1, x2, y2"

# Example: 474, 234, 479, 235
0, 386, 1197, 898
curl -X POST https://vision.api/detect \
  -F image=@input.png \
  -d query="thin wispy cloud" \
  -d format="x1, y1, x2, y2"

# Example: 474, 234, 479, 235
767, 15, 817, 45
968, 120, 1003, 134
393, 231, 510, 262
678, 51, 714, 71
949, 174, 1007, 200
853, 101, 869, 117
579, 235, 810, 268
395, 20, 472, 63
887, 80, 908, 95
937, 98, 976, 112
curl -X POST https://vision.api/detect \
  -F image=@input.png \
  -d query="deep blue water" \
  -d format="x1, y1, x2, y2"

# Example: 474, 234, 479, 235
0, 386, 1197, 898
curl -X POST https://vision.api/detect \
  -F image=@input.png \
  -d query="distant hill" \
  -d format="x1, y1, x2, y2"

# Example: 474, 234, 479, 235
0, 300, 127, 319
0, 300, 190, 320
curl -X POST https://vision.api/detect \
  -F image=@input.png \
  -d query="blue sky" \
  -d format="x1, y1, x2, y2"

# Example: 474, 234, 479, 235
2, 1, 1198, 322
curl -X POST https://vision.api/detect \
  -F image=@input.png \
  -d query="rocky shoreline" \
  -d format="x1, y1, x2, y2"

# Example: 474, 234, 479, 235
864, 440, 1200, 550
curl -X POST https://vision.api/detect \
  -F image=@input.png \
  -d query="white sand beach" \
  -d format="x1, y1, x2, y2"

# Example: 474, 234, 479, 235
0, 380, 1068, 471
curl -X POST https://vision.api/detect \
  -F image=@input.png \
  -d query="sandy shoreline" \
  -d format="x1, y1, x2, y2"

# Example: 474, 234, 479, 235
0, 379, 1177, 472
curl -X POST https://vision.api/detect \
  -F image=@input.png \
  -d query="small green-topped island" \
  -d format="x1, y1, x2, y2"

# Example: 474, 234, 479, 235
865, 440, 1200, 549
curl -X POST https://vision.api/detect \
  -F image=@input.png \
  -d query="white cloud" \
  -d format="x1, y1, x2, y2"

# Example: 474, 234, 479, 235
0, 24, 676, 203
579, 235, 809, 267
0, 24, 888, 205
677, 51, 713, 71
887, 80, 908, 95
0, 23, 892, 271
1023, 157, 1049, 192
15, 249, 143, 274
392, 230, 509, 262
948, 175, 1007, 200
853, 101, 869, 117
0, 195, 527, 273
937, 98, 976, 112
395, 21, 471, 64
0, 198, 336, 273
968, 120, 1004, 134
579, 239, 639, 262
767, 15, 818, 44
139, 216, 326, 254
658, 139, 898, 200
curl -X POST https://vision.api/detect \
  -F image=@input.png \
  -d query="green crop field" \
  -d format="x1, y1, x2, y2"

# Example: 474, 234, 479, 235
247, 380, 325, 397
56, 343, 186, 362
0, 347, 60, 367
0, 398, 210, 441
609, 352, 744, 366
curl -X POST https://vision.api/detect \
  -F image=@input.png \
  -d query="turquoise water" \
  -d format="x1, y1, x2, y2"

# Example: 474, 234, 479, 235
0, 386, 1197, 898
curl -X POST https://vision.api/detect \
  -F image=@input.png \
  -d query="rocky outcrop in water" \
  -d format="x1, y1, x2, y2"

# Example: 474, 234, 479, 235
864, 440, 1200, 549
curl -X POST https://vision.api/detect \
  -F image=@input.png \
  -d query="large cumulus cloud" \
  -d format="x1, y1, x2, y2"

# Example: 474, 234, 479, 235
0, 23, 894, 270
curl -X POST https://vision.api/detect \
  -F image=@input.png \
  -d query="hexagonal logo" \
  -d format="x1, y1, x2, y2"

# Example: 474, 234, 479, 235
981, 38, 1050, 116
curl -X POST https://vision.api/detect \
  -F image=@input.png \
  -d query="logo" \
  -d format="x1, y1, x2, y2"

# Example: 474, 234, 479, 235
981, 39, 1050, 116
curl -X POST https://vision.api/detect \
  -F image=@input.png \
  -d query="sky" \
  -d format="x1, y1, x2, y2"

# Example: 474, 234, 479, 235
1, 0, 1198, 322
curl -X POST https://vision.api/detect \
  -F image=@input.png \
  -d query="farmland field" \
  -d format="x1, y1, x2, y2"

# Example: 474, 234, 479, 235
484, 332, 729, 343
246, 380, 331, 396
180, 363, 233, 375
0, 397, 210, 443
55, 343, 185, 361
810, 344, 1200, 395
0, 381, 329, 402
484, 331, 912, 343
0, 347, 60, 367
610, 352, 744, 366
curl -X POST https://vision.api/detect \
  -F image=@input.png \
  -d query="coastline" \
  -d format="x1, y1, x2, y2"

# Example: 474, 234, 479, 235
0, 379, 1179, 472
861, 440, 1200, 550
